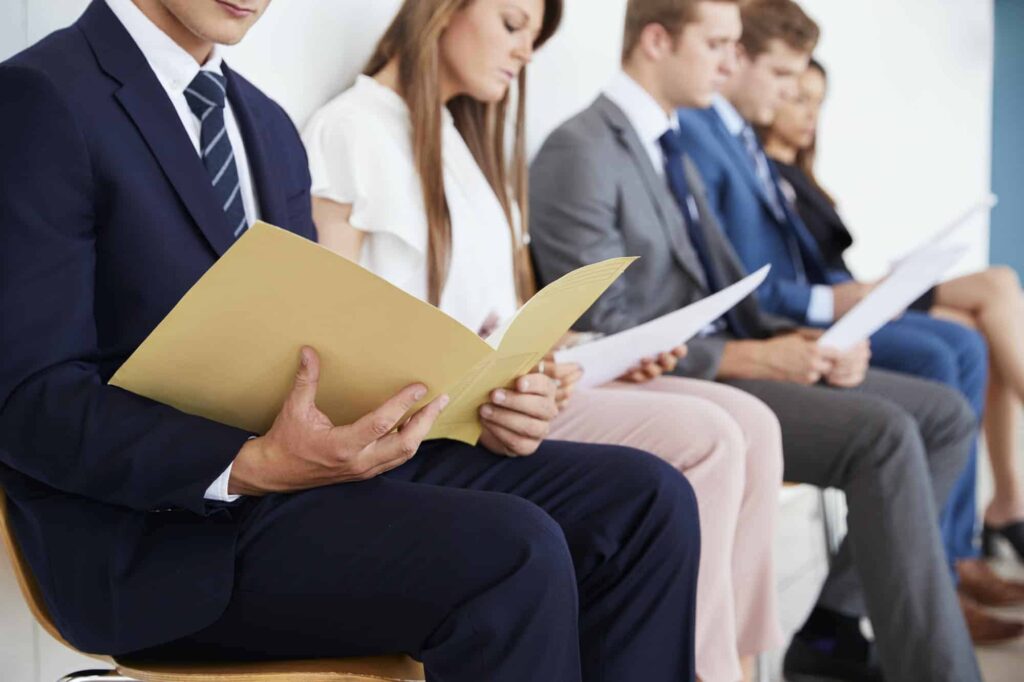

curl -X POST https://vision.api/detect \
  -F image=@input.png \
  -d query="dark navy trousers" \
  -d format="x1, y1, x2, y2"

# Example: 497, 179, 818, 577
870, 311, 988, 571
129, 440, 701, 682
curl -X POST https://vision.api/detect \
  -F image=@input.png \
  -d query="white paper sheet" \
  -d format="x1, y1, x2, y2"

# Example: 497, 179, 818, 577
555, 266, 771, 389
818, 244, 969, 352
890, 194, 998, 268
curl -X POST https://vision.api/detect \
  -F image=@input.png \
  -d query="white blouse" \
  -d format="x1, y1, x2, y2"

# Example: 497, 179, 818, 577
303, 75, 519, 333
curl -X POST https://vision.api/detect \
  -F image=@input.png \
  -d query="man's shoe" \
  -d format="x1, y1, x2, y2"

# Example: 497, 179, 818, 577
959, 593, 1024, 645
957, 558, 1024, 606
782, 633, 883, 682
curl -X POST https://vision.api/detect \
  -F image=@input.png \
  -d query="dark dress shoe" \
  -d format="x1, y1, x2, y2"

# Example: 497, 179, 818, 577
982, 520, 1024, 561
782, 634, 884, 682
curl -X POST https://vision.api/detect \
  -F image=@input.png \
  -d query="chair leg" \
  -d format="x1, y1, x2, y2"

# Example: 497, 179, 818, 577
755, 651, 772, 682
58, 672, 139, 682
818, 488, 844, 565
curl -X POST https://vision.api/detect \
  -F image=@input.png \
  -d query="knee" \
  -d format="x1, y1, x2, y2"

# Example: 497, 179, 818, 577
986, 265, 1021, 298
627, 449, 702, 542
484, 496, 576, 589
932, 385, 977, 450
657, 396, 747, 475
856, 403, 922, 472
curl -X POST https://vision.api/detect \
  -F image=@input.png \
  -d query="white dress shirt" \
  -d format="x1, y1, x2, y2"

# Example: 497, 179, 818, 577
603, 70, 678, 178
303, 76, 519, 332
105, 0, 260, 502
711, 95, 834, 325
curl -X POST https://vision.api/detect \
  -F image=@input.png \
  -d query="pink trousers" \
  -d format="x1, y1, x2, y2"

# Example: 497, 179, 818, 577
549, 376, 784, 682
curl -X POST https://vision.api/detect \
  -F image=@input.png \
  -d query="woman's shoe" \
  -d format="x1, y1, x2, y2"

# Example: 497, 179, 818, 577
982, 520, 1024, 561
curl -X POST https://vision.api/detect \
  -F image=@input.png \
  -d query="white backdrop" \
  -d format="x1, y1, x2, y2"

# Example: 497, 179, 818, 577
3, 0, 994, 279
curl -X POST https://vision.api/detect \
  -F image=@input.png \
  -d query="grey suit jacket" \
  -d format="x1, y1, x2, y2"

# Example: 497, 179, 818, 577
530, 95, 792, 380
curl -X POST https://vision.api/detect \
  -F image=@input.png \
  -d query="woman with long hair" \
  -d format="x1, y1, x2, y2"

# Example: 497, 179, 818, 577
763, 59, 1024, 585
303, 1, 785, 680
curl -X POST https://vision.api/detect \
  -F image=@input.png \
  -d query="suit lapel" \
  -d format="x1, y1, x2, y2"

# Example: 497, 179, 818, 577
701, 109, 784, 224
224, 65, 288, 227
595, 97, 707, 288
79, 1, 234, 256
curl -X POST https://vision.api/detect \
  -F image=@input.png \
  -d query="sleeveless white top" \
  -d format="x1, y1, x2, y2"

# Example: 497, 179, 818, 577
303, 75, 519, 333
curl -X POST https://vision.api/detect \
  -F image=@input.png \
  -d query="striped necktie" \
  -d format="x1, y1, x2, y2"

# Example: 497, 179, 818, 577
184, 70, 248, 239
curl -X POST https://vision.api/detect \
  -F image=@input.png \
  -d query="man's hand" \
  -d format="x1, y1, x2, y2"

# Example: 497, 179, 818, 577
229, 347, 448, 495
720, 335, 834, 385
832, 280, 877, 319
618, 345, 688, 383
479, 373, 559, 457
824, 340, 871, 388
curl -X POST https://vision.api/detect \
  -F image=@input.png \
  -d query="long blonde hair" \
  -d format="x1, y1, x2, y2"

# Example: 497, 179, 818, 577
364, 0, 563, 306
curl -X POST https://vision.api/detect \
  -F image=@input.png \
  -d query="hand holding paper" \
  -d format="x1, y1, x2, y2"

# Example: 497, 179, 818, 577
818, 244, 968, 352
556, 266, 770, 389
110, 222, 635, 446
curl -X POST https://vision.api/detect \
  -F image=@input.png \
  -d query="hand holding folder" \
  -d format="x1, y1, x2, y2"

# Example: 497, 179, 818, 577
110, 222, 634, 445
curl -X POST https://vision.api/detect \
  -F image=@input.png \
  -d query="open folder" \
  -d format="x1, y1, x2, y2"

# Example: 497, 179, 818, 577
555, 266, 770, 388
110, 222, 635, 445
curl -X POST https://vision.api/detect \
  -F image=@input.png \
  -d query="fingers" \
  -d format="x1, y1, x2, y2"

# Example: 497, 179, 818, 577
672, 345, 689, 359
287, 346, 321, 410
657, 352, 678, 373
486, 387, 558, 421
480, 420, 542, 457
515, 373, 557, 398
360, 393, 450, 477
346, 382, 429, 447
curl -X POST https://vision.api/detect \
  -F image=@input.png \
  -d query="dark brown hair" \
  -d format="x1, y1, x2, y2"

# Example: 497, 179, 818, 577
622, 0, 739, 63
793, 59, 834, 205
739, 0, 819, 59
365, 0, 563, 305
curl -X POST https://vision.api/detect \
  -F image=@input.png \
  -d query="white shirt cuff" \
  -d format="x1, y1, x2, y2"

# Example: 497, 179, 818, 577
807, 285, 835, 325
204, 462, 241, 502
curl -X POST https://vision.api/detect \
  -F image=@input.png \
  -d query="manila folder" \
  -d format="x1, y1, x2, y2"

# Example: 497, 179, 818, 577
109, 222, 634, 445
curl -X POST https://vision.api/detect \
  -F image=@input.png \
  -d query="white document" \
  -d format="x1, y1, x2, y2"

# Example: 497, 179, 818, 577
556, 266, 771, 389
891, 194, 998, 268
819, 244, 969, 352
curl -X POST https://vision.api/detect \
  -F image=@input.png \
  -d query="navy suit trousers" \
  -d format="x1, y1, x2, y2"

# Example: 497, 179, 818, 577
127, 440, 701, 682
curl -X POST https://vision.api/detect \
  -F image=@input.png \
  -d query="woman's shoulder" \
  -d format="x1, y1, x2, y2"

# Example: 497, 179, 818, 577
304, 76, 410, 144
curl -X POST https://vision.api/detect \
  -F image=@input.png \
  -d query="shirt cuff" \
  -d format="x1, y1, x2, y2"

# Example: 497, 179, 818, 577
204, 462, 241, 502
807, 285, 835, 325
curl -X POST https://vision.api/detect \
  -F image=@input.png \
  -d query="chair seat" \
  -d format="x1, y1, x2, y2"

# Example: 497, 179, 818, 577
114, 655, 425, 682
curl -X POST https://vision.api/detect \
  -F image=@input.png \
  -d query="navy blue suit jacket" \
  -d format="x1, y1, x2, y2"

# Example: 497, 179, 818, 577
676, 106, 847, 323
0, 1, 315, 654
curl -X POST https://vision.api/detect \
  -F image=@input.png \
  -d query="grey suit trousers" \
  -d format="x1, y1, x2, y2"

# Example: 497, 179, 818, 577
723, 368, 979, 682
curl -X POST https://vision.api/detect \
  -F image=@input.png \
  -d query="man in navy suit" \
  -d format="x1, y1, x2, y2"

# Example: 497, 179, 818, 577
676, 0, 1023, 646
0, 2, 704, 680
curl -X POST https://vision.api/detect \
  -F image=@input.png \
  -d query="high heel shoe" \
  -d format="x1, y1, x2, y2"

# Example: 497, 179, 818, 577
982, 521, 1024, 561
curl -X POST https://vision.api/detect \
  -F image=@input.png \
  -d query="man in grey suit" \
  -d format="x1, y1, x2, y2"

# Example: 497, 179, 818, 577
529, 1, 981, 681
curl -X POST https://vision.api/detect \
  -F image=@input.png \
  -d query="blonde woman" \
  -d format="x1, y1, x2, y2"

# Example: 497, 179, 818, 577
304, 1, 784, 679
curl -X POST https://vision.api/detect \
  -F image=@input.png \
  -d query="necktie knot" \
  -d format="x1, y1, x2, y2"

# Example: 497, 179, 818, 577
185, 70, 228, 120
658, 128, 684, 157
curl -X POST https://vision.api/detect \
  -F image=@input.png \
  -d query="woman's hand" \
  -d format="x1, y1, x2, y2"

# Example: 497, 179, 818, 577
479, 373, 559, 457
618, 345, 688, 383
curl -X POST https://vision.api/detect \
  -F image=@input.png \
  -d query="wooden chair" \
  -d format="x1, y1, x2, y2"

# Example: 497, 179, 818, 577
0, 490, 426, 682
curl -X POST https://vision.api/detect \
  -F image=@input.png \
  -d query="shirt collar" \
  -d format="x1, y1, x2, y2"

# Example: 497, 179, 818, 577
104, 0, 225, 95
604, 70, 676, 146
712, 94, 747, 137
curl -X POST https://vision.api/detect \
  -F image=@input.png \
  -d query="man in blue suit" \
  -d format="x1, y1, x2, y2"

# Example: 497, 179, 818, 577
0, 1, 705, 679
676, 0, 1024, 646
